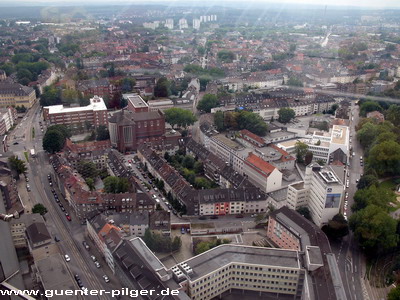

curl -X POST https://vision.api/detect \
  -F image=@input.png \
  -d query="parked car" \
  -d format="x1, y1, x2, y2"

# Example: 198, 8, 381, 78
210, 215, 218, 219
64, 254, 71, 262
181, 227, 185, 234
103, 275, 110, 283
54, 236, 60, 242
82, 241, 90, 250
199, 216, 207, 220
90, 255, 96, 262
94, 261, 101, 268
66, 215, 71, 221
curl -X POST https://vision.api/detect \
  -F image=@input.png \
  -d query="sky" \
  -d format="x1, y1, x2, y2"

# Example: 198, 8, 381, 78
4, 0, 400, 8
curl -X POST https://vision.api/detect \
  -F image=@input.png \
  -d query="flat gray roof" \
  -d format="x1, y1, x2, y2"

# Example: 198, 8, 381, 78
182, 244, 301, 281
35, 254, 79, 300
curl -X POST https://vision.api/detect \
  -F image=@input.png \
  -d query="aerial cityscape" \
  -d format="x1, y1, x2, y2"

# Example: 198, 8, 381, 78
0, 1, 400, 300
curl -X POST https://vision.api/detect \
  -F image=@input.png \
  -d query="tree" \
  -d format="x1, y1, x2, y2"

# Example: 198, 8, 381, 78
77, 161, 98, 179
8, 156, 27, 175
154, 77, 170, 97
214, 111, 225, 131
103, 176, 129, 193
278, 108, 296, 123
352, 185, 395, 212
164, 108, 197, 129
295, 141, 308, 163
360, 101, 382, 117
96, 125, 110, 141
349, 204, 398, 253
296, 206, 311, 220
217, 50, 235, 63
182, 155, 195, 169
388, 286, 400, 300
386, 105, 400, 126
322, 214, 349, 239
43, 130, 65, 153
197, 94, 219, 113
357, 175, 378, 190
304, 151, 313, 165
368, 140, 400, 176
357, 122, 379, 149
287, 77, 303, 87
40, 86, 61, 106
194, 177, 212, 189
32, 203, 47, 215
86, 178, 95, 191
235, 111, 268, 136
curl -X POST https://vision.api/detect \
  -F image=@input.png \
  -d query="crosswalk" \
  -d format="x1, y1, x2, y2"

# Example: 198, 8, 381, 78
361, 279, 370, 300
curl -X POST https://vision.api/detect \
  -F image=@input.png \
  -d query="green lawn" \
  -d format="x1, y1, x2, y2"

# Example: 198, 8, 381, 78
380, 179, 397, 191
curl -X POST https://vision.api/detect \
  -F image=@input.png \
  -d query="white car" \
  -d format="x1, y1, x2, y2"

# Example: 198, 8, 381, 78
64, 254, 71, 262
103, 275, 110, 283
95, 261, 101, 268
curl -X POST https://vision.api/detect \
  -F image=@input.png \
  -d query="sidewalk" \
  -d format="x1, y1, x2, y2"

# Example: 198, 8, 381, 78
16, 176, 34, 213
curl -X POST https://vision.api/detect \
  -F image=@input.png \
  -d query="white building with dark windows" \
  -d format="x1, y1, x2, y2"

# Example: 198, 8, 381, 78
286, 163, 344, 227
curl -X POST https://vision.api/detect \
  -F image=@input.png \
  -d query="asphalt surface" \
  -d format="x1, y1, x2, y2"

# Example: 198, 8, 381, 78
5, 102, 127, 300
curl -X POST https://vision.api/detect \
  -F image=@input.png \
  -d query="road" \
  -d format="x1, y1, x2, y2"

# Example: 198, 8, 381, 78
330, 102, 368, 300
5, 102, 125, 300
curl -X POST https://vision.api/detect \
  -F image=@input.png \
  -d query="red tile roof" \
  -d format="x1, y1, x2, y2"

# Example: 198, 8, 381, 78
269, 144, 296, 162
240, 129, 265, 146
245, 153, 276, 178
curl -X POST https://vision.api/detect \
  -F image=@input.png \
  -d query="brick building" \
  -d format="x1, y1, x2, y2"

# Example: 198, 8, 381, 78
108, 109, 165, 152
43, 95, 108, 128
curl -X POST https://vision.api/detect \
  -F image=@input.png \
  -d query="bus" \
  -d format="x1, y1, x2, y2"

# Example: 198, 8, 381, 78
30, 149, 36, 158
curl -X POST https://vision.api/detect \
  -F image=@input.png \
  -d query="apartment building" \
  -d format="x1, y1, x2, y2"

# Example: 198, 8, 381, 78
10, 213, 42, 248
138, 142, 267, 216
208, 133, 251, 173
50, 155, 156, 220
63, 138, 110, 170
43, 95, 108, 128
0, 106, 17, 135
266, 206, 346, 299
0, 82, 36, 108
26, 222, 59, 261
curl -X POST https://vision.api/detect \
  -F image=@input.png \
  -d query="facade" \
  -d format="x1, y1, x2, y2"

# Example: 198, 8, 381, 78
77, 78, 119, 98
244, 153, 283, 193
138, 142, 268, 216
0, 106, 17, 135
43, 95, 108, 128
50, 154, 156, 220
123, 93, 149, 113
286, 164, 344, 227
0, 174, 19, 211
108, 109, 166, 152
0, 82, 36, 108
276, 125, 349, 163
26, 222, 59, 261
10, 213, 42, 248
63, 138, 110, 170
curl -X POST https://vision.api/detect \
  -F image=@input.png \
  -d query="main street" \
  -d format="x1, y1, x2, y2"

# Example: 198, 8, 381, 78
330, 102, 367, 300
5, 102, 125, 300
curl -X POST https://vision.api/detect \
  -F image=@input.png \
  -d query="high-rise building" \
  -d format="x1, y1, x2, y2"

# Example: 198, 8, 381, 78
193, 18, 201, 30
178, 18, 188, 30
165, 18, 174, 30
286, 163, 344, 227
